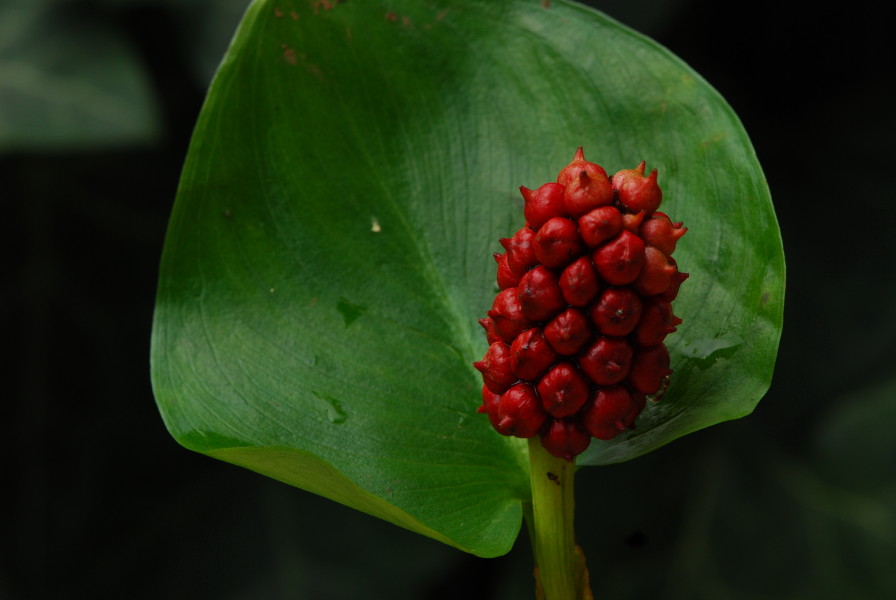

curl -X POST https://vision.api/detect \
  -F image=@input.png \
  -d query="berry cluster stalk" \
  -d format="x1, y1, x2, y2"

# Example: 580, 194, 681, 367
526, 438, 592, 600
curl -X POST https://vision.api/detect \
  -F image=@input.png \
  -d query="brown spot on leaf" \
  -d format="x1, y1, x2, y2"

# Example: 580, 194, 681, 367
291, 10, 300, 20
299, 53, 323, 79
282, 46, 297, 65
312, 0, 343, 12
279, 44, 322, 78
542, 0, 552, 7
274, 6, 283, 18
700, 132, 725, 147
385, 11, 398, 21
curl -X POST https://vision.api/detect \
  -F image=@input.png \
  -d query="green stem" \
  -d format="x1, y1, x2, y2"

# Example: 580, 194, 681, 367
526, 438, 589, 600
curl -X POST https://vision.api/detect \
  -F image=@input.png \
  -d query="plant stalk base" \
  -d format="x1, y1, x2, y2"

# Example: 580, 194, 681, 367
526, 438, 593, 600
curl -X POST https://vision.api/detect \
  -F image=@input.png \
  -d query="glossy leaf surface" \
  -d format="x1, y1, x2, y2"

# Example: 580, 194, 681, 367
151, 0, 784, 556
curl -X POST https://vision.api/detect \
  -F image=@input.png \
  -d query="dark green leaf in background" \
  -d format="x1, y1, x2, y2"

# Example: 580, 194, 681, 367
151, 0, 784, 557
0, 0, 160, 151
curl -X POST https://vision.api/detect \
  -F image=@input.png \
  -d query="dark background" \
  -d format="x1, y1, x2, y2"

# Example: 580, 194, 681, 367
6, 0, 896, 598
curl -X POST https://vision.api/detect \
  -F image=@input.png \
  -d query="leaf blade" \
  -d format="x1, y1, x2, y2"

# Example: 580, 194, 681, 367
151, 0, 784, 552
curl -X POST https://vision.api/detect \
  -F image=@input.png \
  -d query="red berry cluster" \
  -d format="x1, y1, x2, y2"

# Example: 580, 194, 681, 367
475, 148, 688, 461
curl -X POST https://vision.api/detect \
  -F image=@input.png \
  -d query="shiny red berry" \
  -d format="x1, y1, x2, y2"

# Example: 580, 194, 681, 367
580, 385, 640, 441
640, 212, 687, 255
534, 217, 584, 269
478, 317, 501, 345
632, 299, 680, 347
559, 256, 600, 307
500, 226, 538, 275
579, 206, 623, 247
543, 307, 591, 355
613, 161, 662, 214
473, 342, 517, 394
556, 147, 609, 187
578, 336, 633, 386
633, 246, 678, 296
494, 252, 521, 290
658, 259, 689, 302
487, 288, 534, 344
517, 265, 566, 322
593, 229, 646, 286
540, 418, 591, 462
628, 344, 672, 395
478, 385, 505, 432
520, 182, 567, 229
510, 328, 558, 381
495, 382, 549, 438
563, 168, 613, 217
621, 210, 646, 234
589, 287, 643, 337
537, 362, 591, 418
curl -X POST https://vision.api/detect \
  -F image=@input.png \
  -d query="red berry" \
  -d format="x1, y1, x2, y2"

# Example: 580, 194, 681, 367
521, 182, 567, 229
580, 385, 640, 440
537, 362, 590, 417
473, 342, 517, 394
563, 169, 613, 217
633, 246, 678, 296
510, 328, 558, 381
631, 392, 647, 418
517, 265, 566, 321
478, 317, 501, 345
543, 307, 591, 355
632, 299, 680, 347
578, 336, 633, 386
579, 206, 623, 247
500, 226, 538, 275
628, 344, 672, 395
477, 148, 687, 460
589, 287, 643, 337
613, 162, 662, 214
559, 256, 600, 307
658, 259, 689, 302
534, 217, 584, 268
540, 418, 591, 462
495, 382, 549, 438
487, 288, 534, 343
593, 230, 646, 286
556, 147, 609, 187
621, 210, 646, 234
494, 252, 521, 290
640, 212, 687, 255
478, 385, 504, 431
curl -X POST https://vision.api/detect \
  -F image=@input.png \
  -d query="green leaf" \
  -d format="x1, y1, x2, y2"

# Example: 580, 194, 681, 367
151, 0, 784, 556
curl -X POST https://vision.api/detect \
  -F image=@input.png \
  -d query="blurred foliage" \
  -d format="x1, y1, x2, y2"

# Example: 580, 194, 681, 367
0, 0, 159, 150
